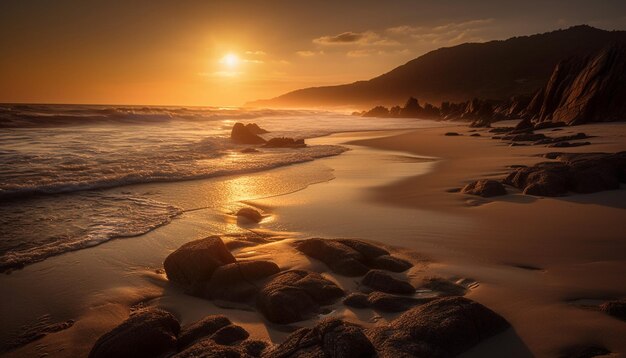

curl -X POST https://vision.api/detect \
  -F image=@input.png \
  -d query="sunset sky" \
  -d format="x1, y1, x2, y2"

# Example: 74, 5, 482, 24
1, 0, 625, 106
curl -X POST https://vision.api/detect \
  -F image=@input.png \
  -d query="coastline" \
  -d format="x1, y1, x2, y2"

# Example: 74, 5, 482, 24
1, 123, 625, 357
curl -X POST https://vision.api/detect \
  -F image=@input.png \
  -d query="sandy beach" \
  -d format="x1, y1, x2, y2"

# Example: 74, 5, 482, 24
1, 121, 625, 357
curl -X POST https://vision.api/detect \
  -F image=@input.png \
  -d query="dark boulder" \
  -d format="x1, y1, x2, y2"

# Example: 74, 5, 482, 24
295, 238, 370, 276
164, 237, 236, 293
210, 324, 250, 345
362, 106, 390, 118
361, 270, 414, 294
236, 207, 264, 223
419, 277, 468, 296
502, 132, 547, 142
504, 152, 626, 196
470, 133, 481, 137
445, 132, 461, 136
548, 141, 591, 148
89, 309, 180, 358
240, 340, 271, 357
178, 315, 232, 350
366, 297, 510, 358
533, 132, 590, 145
203, 260, 280, 302
295, 238, 413, 276
244, 123, 269, 134
262, 137, 306, 148
367, 292, 435, 313
174, 339, 252, 358
343, 293, 370, 308
599, 299, 626, 321
461, 179, 507, 197
256, 270, 344, 324
370, 255, 413, 273
231, 123, 267, 145
266, 318, 375, 358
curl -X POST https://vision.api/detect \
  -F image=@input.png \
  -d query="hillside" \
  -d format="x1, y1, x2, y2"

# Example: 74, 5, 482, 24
249, 26, 626, 109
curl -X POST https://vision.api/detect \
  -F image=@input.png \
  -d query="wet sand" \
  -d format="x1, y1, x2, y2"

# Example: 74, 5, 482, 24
2, 123, 625, 357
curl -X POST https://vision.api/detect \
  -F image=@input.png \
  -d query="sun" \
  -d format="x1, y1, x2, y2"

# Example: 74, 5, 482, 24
220, 53, 240, 68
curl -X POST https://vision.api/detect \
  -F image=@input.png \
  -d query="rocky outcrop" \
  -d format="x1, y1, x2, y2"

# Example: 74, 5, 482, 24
265, 319, 375, 358
262, 137, 306, 148
524, 43, 626, 126
89, 309, 181, 358
461, 179, 507, 197
362, 106, 390, 117
366, 297, 510, 358
256, 270, 344, 324
231, 123, 267, 144
504, 151, 626, 196
295, 238, 412, 276
164, 237, 236, 293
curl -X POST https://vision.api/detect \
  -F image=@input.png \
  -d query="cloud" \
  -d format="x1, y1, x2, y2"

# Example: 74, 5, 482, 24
313, 31, 399, 46
245, 50, 266, 56
296, 50, 324, 57
301, 19, 495, 59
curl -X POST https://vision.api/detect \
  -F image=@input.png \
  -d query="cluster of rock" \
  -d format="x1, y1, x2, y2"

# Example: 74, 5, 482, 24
88, 309, 268, 358
89, 298, 510, 358
358, 43, 626, 128
88, 235, 514, 357
460, 151, 626, 198
230, 122, 307, 148
505, 151, 626, 196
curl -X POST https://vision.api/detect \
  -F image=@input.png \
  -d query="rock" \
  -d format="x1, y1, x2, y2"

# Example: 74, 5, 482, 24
262, 137, 306, 148
174, 339, 252, 358
244, 123, 269, 134
420, 277, 468, 296
445, 132, 461, 136
489, 127, 515, 133
368, 291, 435, 312
370, 255, 413, 273
295, 238, 413, 276
470, 133, 481, 137
461, 179, 507, 197
203, 260, 281, 302
89, 309, 180, 358
178, 315, 231, 350
558, 345, 611, 358
210, 324, 250, 345
502, 132, 547, 142
164, 237, 236, 293
533, 132, 590, 145
599, 299, 626, 321
362, 106, 390, 118
548, 141, 591, 148
266, 318, 375, 358
240, 340, 271, 357
524, 43, 626, 126
504, 152, 626, 196
241, 147, 259, 153
236, 207, 263, 223
256, 270, 344, 324
362, 270, 415, 294
343, 293, 370, 308
366, 297, 510, 358
295, 238, 370, 276
231, 123, 267, 145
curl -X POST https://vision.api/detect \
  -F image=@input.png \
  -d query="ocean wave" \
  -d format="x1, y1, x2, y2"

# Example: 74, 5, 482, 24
0, 193, 182, 272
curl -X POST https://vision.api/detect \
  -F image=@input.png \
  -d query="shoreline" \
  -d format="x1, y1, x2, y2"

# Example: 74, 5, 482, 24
2, 123, 625, 357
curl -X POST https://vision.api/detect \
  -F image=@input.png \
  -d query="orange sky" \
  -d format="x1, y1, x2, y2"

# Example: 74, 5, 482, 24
1, 1, 625, 106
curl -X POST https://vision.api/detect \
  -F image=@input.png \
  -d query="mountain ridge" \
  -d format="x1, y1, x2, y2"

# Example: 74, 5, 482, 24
249, 25, 626, 109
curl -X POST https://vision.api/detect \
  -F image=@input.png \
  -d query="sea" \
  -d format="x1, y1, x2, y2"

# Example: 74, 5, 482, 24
0, 104, 430, 271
